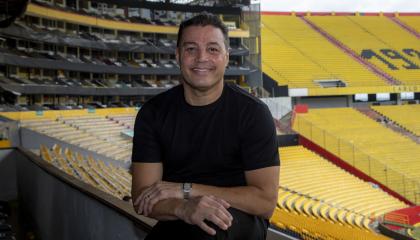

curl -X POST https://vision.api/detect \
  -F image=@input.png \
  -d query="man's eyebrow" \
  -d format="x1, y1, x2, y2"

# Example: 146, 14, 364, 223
182, 42, 222, 47
182, 42, 198, 46
207, 42, 221, 46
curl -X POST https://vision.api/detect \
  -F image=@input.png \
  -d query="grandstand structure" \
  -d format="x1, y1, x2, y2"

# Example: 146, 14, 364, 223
262, 12, 420, 103
293, 107, 420, 205
0, 1, 419, 239
372, 104, 420, 136
0, 0, 259, 109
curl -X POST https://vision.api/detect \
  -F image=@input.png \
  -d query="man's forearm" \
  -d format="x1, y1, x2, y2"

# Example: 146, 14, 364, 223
146, 198, 184, 221
191, 184, 277, 219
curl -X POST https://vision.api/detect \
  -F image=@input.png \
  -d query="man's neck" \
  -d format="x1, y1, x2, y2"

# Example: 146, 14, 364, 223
183, 81, 224, 106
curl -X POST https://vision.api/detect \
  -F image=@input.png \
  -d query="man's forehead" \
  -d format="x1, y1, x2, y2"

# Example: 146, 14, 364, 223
182, 41, 221, 46
181, 25, 225, 43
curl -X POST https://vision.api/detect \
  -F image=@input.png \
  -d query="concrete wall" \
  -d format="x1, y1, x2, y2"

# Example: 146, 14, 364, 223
0, 149, 17, 201
261, 97, 292, 119
295, 96, 350, 108
15, 148, 151, 240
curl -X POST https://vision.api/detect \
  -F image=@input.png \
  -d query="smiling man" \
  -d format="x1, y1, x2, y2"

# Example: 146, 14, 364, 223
131, 13, 280, 239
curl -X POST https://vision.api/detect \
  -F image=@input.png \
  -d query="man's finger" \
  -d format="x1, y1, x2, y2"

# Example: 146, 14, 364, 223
218, 199, 231, 209
206, 213, 230, 230
138, 191, 151, 215
134, 192, 144, 206
215, 208, 232, 226
206, 197, 233, 221
142, 191, 157, 216
144, 193, 159, 216
198, 221, 216, 236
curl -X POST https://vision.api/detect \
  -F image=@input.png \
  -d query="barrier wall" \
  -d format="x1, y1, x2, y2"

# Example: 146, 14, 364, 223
10, 148, 152, 240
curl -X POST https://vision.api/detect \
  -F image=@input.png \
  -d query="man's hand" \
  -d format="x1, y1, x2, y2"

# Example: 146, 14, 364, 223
175, 195, 233, 236
134, 181, 182, 216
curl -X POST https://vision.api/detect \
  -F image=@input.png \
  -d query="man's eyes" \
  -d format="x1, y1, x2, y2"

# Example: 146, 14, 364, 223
185, 47, 197, 52
208, 47, 220, 53
183, 46, 221, 54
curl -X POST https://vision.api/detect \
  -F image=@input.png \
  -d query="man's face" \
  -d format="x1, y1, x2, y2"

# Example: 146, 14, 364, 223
176, 25, 229, 92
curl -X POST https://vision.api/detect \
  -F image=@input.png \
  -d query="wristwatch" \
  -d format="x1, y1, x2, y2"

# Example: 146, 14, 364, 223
182, 183, 192, 199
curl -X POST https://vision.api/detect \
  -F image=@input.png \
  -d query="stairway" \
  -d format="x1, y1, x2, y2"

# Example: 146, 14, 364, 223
300, 16, 401, 86
355, 106, 420, 144
388, 17, 420, 39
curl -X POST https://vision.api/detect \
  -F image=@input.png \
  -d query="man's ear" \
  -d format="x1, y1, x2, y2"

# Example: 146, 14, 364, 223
175, 48, 180, 66
225, 52, 229, 67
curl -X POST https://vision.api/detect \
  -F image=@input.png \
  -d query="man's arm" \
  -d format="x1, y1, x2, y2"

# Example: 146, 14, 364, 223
131, 162, 233, 235
192, 166, 279, 219
140, 165, 279, 219
131, 162, 178, 220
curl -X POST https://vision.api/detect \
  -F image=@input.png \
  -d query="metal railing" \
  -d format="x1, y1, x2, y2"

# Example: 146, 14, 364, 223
294, 115, 420, 205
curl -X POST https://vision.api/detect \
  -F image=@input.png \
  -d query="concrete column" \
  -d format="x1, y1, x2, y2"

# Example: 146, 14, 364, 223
347, 95, 353, 107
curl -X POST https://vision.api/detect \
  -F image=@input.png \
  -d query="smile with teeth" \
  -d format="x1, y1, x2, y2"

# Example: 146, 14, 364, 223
191, 67, 214, 74
192, 67, 212, 71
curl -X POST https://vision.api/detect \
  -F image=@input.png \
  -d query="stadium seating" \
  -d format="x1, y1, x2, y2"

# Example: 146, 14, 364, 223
107, 114, 136, 129
372, 104, 420, 136
261, 15, 388, 89
39, 140, 404, 239
277, 146, 407, 229
20, 113, 136, 163
398, 16, 420, 35
293, 107, 420, 204
309, 15, 420, 85
271, 207, 390, 240
40, 144, 131, 200
271, 145, 411, 239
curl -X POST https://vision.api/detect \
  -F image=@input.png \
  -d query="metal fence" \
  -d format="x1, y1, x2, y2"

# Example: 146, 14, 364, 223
294, 115, 420, 204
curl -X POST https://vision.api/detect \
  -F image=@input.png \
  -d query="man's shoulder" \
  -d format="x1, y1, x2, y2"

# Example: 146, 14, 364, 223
225, 83, 266, 109
143, 85, 182, 110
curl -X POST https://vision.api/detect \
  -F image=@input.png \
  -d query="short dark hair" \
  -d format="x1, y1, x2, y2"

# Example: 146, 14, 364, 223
177, 13, 229, 50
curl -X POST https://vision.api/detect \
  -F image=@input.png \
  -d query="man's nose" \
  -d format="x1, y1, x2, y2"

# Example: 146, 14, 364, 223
196, 48, 209, 62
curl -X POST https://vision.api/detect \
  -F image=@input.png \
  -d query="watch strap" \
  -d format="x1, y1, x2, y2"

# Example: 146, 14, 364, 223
182, 183, 192, 199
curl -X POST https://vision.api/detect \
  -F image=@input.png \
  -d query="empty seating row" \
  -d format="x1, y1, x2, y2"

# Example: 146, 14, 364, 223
261, 15, 388, 89
40, 144, 131, 200
309, 16, 420, 85
372, 104, 420, 136
20, 116, 132, 162
278, 146, 407, 227
292, 107, 420, 204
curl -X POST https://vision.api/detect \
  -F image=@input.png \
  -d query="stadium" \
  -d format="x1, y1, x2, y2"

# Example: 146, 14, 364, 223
0, 0, 419, 239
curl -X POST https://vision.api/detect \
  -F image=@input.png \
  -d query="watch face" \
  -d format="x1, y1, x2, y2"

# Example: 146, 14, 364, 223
183, 183, 192, 199
183, 183, 192, 191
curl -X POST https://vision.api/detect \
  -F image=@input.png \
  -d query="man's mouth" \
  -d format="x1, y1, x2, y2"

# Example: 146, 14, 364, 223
191, 66, 214, 73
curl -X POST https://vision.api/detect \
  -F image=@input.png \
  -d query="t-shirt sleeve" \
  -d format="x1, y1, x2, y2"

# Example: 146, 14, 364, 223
240, 103, 280, 171
131, 103, 162, 163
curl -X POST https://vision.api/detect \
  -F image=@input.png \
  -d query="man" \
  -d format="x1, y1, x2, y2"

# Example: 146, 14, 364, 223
131, 13, 279, 239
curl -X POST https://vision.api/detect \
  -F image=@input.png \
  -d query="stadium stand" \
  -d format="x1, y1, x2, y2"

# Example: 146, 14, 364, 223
1, 0, 419, 238
40, 144, 131, 200
308, 15, 420, 86
19, 113, 135, 163
293, 107, 420, 205
35, 134, 408, 239
277, 146, 407, 222
372, 104, 420, 136
261, 14, 388, 89
261, 12, 420, 98
398, 16, 420, 35
0, 1, 254, 109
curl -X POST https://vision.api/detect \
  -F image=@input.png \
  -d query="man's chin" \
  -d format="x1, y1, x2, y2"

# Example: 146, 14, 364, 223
182, 79, 222, 92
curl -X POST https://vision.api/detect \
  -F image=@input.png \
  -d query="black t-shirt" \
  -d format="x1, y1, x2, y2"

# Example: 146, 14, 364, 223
132, 83, 279, 187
